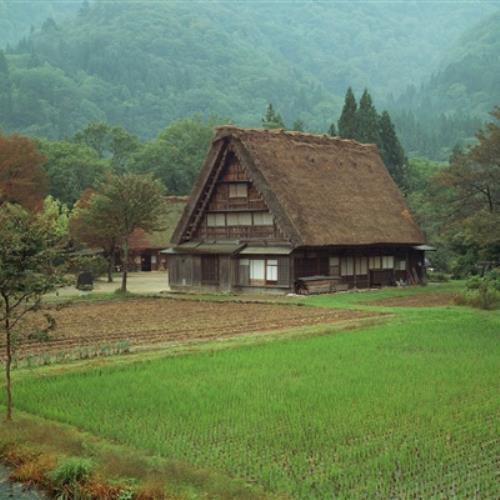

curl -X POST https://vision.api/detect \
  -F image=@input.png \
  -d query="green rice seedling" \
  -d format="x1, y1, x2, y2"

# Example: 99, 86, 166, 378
4, 290, 499, 498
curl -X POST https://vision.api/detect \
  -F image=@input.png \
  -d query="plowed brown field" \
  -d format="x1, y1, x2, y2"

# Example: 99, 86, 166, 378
6, 298, 375, 359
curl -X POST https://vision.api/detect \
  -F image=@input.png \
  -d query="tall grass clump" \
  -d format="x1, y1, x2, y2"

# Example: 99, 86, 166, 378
49, 457, 93, 486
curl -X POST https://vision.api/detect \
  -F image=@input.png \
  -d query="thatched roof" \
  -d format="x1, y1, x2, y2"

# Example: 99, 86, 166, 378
173, 127, 425, 247
129, 196, 187, 251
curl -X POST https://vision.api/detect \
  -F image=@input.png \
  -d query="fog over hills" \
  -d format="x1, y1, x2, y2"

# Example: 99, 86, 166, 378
0, 0, 498, 153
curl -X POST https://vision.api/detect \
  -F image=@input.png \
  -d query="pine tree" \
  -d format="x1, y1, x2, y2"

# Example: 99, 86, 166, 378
337, 87, 357, 139
379, 110, 408, 191
262, 103, 285, 129
292, 119, 305, 132
328, 123, 336, 136
0, 51, 12, 119
356, 89, 380, 144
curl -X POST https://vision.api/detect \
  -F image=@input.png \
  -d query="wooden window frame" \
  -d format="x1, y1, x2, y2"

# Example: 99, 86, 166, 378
341, 256, 354, 276
382, 256, 394, 269
355, 256, 368, 275
227, 212, 252, 226
243, 257, 279, 286
229, 183, 248, 198
252, 212, 274, 226
329, 256, 340, 276
207, 213, 226, 227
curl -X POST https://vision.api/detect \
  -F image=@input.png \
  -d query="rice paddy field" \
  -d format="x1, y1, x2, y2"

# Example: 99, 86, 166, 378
3, 284, 500, 498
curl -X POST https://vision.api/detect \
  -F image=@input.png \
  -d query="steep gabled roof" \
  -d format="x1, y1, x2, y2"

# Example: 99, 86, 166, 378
172, 126, 425, 247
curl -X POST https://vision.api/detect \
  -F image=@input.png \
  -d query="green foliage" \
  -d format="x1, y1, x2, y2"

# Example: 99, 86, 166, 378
261, 103, 285, 129
38, 139, 109, 205
457, 276, 500, 310
89, 173, 167, 292
1, 1, 495, 150
49, 457, 93, 486
356, 89, 380, 145
337, 87, 357, 139
68, 255, 108, 281
291, 119, 305, 132
39, 195, 69, 240
427, 271, 449, 283
337, 88, 408, 190
0, 203, 66, 303
0, 201, 66, 419
378, 111, 408, 191
130, 115, 220, 195
428, 109, 500, 275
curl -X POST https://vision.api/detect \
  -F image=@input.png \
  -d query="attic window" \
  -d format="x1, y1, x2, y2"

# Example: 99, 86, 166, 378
229, 183, 248, 198
253, 212, 273, 226
227, 212, 252, 226
207, 213, 225, 227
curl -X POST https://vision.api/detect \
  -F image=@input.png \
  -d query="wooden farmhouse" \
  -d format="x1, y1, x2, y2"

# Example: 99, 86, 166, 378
126, 196, 187, 271
167, 126, 428, 294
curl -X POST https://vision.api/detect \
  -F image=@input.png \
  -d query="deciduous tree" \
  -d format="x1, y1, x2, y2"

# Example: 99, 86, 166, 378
70, 189, 120, 283
0, 134, 47, 211
85, 174, 167, 292
0, 203, 65, 420
130, 116, 217, 194
38, 139, 108, 205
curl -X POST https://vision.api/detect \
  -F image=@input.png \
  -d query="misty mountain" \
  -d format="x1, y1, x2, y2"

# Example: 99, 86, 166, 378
0, 0, 498, 155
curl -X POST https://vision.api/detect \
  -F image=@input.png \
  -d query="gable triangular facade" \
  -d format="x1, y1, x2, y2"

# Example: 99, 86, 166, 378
172, 138, 299, 246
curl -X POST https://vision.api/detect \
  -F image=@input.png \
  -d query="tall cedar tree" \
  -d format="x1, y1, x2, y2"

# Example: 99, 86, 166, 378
0, 134, 47, 211
292, 119, 305, 132
88, 174, 167, 292
379, 111, 408, 191
0, 203, 65, 420
356, 89, 380, 144
262, 103, 285, 129
337, 87, 357, 139
0, 51, 12, 119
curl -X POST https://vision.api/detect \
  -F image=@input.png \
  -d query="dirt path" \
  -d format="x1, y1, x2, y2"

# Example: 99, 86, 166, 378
47, 272, 170, 298
368, 293, 457, 307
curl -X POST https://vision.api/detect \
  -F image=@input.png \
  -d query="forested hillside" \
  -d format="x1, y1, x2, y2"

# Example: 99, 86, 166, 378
397, 10, 500, 117
0, 0, 79, 47
392, 10, 500, 159
0, 0, 497, 152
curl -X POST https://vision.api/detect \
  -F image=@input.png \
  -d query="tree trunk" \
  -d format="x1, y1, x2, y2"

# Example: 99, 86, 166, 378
121, 241, 129, 293
4, 299, 12, 421
107, 251, 115, 283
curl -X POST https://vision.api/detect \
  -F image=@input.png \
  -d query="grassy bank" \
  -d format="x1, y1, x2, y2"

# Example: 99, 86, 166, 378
2, 283, 498, 498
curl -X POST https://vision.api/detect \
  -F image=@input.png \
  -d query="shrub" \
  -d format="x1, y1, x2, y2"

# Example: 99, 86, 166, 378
68, 255, 108, 280
465, 276, 482, 290
49, 457, 93, 487
455, 277, 500, 310
427, 271, 449, 282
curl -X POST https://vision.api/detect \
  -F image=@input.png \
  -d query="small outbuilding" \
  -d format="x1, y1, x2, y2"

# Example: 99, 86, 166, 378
167, 127, 427, 293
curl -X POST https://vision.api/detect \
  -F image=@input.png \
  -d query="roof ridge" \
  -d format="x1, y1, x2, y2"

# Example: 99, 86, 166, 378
215, 125, 376, 148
